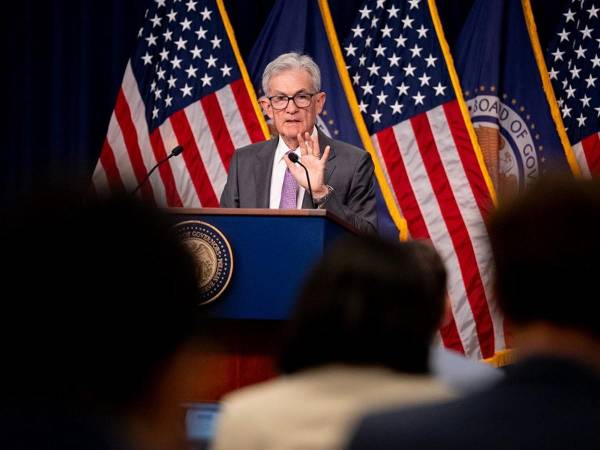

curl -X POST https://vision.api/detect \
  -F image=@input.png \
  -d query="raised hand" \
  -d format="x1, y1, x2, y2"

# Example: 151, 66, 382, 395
284, 132, 331, 198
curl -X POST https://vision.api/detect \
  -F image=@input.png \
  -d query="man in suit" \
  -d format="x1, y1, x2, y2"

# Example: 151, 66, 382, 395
346, 176, 600, 450
220, 52, 377, 234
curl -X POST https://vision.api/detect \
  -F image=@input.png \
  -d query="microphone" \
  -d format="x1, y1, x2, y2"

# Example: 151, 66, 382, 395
288, 152, 316, 209
170, 145, 184, 156
131, 145, 184, 196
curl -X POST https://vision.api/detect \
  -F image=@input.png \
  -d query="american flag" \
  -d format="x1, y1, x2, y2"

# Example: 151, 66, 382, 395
343, 0, 502, 359
547, 0, 600, 176
92, 0, 267, 206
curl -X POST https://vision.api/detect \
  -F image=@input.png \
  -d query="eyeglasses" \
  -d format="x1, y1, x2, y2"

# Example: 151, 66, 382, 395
267, 92, 319, 110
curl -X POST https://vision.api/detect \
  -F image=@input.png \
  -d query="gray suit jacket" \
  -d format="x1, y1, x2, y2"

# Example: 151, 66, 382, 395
220, 131, 377, 234
347, 357, 600, 450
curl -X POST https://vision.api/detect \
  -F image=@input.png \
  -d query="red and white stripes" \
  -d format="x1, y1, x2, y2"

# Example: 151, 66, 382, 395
93, 60, 265, 206
372, 100, 503, 359
572, 132, 600, 177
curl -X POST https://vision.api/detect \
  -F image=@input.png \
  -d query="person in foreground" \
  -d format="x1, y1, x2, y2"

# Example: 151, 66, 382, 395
210, 236, 454, 450
0, 192, 205, 450
220, 52, 377, 234
347, 176, 600, 450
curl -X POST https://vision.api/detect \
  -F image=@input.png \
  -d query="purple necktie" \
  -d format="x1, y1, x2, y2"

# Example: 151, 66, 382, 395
279, 152, 298, 209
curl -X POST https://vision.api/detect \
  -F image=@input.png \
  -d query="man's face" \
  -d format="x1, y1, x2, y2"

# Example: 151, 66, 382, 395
263, 69, 326, 147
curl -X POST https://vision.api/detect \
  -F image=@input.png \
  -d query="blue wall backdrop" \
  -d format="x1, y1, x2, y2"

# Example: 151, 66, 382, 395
1, 0, 567, 205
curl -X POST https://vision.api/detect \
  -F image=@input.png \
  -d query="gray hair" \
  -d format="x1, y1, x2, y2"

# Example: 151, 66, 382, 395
261, 52, 321, 95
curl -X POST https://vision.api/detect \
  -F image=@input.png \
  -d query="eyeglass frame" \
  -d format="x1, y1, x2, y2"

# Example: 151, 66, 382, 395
266, 92, 321, 110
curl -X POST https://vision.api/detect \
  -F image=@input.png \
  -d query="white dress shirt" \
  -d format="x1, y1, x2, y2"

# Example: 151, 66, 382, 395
269, 129, 317, 209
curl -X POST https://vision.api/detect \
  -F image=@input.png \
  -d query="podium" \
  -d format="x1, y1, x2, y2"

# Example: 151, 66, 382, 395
168, 208, 358, 401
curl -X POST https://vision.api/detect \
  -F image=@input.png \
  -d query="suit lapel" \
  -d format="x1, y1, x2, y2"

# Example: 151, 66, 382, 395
301, 130, 337, 208
254, 138, 278, 208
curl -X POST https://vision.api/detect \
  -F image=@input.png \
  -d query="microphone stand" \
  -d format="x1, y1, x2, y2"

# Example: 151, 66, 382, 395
288, 152, 316, 209
131, 145, 184, 196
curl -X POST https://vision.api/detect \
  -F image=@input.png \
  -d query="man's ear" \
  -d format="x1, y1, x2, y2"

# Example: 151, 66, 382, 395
259, 97, 273, 120
440, 295, 453, 328
315, 91, 326, 115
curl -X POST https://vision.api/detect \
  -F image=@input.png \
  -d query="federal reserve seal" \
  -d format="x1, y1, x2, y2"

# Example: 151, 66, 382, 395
172, 220, 233, 305
466, 91, 545, 198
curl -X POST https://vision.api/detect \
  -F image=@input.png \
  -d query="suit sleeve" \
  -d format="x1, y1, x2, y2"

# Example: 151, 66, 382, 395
321, 151, 377, 234
219, 150, 240, 208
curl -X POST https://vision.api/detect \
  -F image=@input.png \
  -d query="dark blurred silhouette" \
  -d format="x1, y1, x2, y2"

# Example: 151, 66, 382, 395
211, 235, 453, 450
0, 191, 204, 450
347, 176, 600, 450
279, 236, 447, 375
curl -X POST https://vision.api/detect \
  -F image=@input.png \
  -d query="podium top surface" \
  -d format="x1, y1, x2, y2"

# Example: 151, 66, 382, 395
166, 208, 359, 235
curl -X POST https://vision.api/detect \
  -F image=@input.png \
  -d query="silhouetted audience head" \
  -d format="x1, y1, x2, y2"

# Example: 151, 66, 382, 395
488, 176, 600, 339
345, 176, 600, 450
0, 191, 202, 449
279, 235, 446, 375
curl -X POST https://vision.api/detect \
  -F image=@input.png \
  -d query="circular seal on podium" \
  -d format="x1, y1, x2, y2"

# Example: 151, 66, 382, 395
172, 220, 233, 305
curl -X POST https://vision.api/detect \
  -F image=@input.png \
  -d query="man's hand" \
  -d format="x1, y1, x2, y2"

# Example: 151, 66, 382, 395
283, 132, 331, 198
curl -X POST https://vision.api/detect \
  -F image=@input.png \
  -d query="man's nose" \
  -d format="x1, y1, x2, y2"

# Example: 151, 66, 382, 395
285, 98, 299, 113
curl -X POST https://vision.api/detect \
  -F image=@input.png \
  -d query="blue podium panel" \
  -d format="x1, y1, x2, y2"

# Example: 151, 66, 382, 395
169, 209, 356, 320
